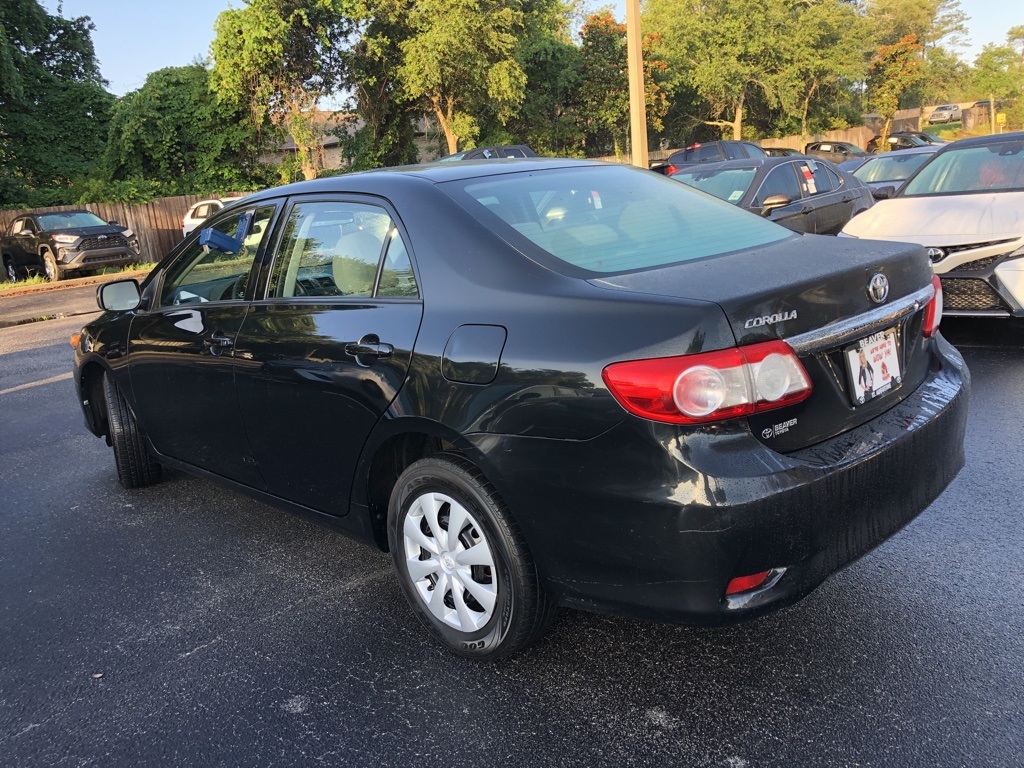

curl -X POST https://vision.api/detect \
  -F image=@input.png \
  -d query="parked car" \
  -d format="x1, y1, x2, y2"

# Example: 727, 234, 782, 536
437, 145, 538, 162
843, 145, 941, 196
672, 156, 873, 234
763, 147, 804, 157
927, 104, 962, 124
898, 131, 949, 146
866, 133, 930, 153
650, 141, 767, 175
804, 141, 869, 164
74, 159, 967, 658
182, 197, 245, 238
1, 210, 141, 282
842, 131, 1024, 317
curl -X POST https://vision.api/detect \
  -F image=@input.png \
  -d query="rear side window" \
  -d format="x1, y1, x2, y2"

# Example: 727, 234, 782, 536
448, 165, 791, 275
267, 201, 418, 299
743, 143, 767, 157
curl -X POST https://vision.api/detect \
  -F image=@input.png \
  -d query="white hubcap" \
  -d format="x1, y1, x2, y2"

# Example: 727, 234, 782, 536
402, 491, 497, 632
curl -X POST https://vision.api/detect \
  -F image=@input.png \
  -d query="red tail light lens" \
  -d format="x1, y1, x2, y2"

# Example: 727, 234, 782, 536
602, 340, 812, 425
923, 274, 943, 338
666, 164, 679, 176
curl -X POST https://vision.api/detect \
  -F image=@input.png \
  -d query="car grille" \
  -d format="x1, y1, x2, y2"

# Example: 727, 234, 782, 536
941, 278, 1009, 311
955, 254, 1003, 272
79, 234, 128, 251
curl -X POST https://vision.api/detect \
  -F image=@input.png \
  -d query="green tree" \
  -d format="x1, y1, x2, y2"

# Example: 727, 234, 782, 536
868, 34, 924, 148
398, 0, 527, 154
210, 0, 352, 180
105, 64, 270, 194
645, 0, 792, 140
576, 12, 668, 157
0, 3, 113, 206
974, 42, 1021, 134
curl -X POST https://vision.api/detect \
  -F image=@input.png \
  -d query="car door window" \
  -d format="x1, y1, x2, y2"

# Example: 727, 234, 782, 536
753, 164, 803, 207
504, 147, 527, 158
743, 142, 766, 157
160, 205, 277, 306
267, 201, 393, 298
823, 166, 844, 189
377, 227, 419, 297
797, 160, 834, 196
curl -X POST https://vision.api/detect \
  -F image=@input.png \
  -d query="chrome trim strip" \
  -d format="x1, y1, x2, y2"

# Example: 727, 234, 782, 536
787, 283, 935, 354
943, 309, 1011, 318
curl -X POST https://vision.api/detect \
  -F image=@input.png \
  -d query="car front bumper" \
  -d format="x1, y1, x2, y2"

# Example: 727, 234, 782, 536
58, 246, 137, 273
469, 335, 969, 624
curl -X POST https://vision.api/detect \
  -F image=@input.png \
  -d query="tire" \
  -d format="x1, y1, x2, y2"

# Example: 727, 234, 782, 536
2, 257, 17, 283
42, 250, 61, 281
102, 373, 161, 489
388, 454, 557, 659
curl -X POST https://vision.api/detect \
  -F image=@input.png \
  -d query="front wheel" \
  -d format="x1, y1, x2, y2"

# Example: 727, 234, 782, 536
388, 454, 557, 659
42, 250, 61, 281
3, 257, 17, 282
102, 373, 161, 489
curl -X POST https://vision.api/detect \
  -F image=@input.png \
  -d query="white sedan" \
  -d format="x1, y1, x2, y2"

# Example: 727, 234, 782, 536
842, 132, 1024, 317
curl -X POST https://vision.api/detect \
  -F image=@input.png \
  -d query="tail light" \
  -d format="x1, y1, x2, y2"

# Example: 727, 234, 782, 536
665, 164, 679, 176
923, 274, 942, 338
602, 340, 812, 425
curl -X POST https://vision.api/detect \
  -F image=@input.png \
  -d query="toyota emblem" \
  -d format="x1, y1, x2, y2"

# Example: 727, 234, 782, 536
926, 247, 945, 263
868, 273, 889, 304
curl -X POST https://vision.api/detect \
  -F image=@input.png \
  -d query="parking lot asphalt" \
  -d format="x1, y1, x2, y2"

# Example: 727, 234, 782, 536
0, 314, 1022, 767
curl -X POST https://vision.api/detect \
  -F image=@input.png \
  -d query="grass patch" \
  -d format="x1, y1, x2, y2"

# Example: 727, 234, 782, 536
0, 262, 155, 294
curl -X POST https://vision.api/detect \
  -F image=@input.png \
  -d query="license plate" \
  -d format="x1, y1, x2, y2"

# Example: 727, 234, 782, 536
844, 328, 901, 406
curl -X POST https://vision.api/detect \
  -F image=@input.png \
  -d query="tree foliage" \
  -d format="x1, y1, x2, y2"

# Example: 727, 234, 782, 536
398, 0, 527, 154
105, 64, 271, 195
210, 0, 353, 180
0, 1, 113, 206
869, 34, 924, 147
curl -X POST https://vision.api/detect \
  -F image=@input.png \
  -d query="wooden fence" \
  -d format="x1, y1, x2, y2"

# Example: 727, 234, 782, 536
0, 194, 222, 265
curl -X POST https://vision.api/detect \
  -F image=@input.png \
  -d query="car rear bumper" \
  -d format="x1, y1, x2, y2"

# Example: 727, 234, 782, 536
469, 335, 969, 625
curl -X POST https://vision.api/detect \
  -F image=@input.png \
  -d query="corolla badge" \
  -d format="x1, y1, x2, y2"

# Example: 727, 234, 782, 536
743, 310, 797, 329
868, 273, 889, 304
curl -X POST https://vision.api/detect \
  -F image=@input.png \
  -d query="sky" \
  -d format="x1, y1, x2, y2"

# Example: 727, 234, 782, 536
44, 0, 1021, 97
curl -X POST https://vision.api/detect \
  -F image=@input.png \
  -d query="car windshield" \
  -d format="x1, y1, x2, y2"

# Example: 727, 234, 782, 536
672, 167, 757, 204
902, 141, 1024, 196
447, 165, 790, 275
37, 212, 108, 230
854, 153, 933, 184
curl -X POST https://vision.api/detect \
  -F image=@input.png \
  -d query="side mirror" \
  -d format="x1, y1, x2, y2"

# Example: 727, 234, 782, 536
872, 186, 896, 200
761, 194, 792, 215
108, 220, 120, 226
98, 279, 141, 312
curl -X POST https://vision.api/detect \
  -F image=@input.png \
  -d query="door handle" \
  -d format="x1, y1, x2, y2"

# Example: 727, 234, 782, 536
345, 341, 393, 359
799, 206, 813, 215
203, 333, 234, 351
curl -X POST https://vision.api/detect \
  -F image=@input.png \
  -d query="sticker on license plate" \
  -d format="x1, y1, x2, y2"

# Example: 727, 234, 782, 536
844, 328, 901, 406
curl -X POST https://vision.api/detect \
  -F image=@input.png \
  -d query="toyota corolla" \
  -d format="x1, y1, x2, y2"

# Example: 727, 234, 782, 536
73, 159, 969, 658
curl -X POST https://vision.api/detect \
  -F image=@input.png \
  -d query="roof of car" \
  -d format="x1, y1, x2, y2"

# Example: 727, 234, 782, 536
232, 158, 610, 206
671, 156, 820, 173
936, 131, 1024, 149
860, 146, 941, 158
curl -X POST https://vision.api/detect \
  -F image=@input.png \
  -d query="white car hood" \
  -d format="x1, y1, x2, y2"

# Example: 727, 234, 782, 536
842, 192, 1024, 246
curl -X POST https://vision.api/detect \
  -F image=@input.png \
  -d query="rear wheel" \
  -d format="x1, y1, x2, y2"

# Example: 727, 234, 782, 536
2, 257, 17, 282
388, 454, 557, 659
102, 373, 161, 489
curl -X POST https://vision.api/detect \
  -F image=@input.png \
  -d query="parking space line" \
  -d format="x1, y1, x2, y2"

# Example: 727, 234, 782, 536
0, 371, 73, 396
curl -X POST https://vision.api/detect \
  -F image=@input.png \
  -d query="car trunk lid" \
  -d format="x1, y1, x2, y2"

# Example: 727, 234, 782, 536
589, 234, 937, 451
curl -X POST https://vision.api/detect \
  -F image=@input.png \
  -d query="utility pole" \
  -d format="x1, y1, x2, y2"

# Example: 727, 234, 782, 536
625, 0, 648, 169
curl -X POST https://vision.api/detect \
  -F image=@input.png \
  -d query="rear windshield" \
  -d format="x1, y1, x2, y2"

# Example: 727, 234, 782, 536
446, 165, 791, 274
673, 166, 757, 204
37, 212, 108, 230
854, 152, 933, 184
902, 141, 1024, 196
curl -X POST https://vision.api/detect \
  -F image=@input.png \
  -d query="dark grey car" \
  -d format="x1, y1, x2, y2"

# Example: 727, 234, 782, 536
672, 156, 874, 235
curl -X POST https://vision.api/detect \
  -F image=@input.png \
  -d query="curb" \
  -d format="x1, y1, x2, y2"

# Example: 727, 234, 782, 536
0, 269, 154, 300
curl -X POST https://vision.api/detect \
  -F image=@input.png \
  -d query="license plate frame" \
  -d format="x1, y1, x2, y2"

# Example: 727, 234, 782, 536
844, 327, 902, 406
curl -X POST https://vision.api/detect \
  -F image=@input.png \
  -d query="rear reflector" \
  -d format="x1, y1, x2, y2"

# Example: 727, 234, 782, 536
923, 274, 943, 338
602, 340, 812, 425
726, 571, 771, 596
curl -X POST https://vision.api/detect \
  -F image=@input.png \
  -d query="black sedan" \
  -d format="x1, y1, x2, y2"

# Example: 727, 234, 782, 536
671, 156, 874, 234
73, 159, 968, 659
